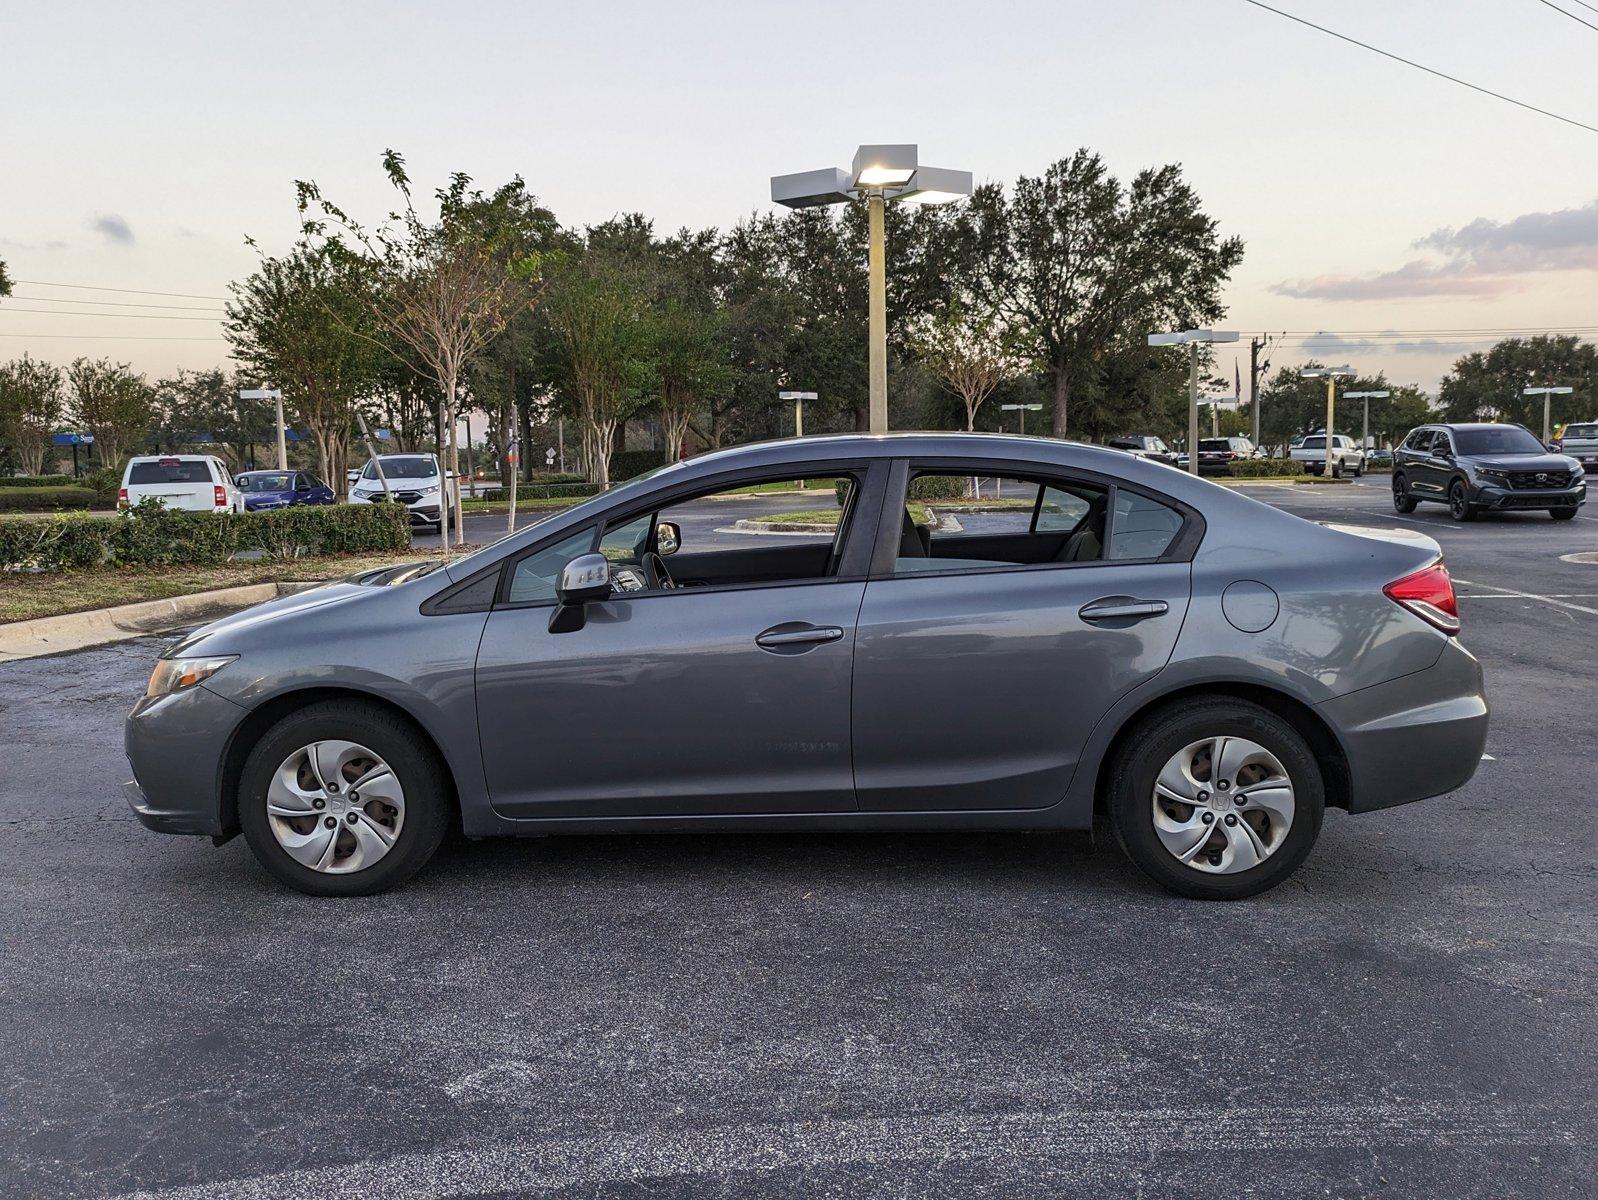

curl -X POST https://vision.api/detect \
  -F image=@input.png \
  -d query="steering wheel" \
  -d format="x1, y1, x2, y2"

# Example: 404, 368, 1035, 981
641, 551, 676, 591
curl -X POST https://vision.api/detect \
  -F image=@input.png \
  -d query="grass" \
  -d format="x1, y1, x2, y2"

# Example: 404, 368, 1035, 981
0, 547, 469, 625
747, 503, 932, 528
459, 496, 579, 514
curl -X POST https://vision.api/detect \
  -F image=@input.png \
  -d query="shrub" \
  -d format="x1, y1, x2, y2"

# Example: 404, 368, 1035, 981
0, 486, 95, 512
908, 474, 969, 500
0, 499, 411, 572
82, 468, 123, 506
609, 449, 664, 481
1, 474, 75, 487
1229, 457, 1303, 478
527, 471, 586, 485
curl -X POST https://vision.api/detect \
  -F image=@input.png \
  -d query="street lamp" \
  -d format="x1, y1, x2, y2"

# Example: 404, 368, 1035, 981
1524, 385, 1574, 442
1202, 394, 1239, 438
239, 387, 285, 470
1000, 402, 1043, 435
779, 390, 818, 487
1344, 390, 1389, 452
1148, 330, 1240, 475
772, 145, 973, 434
1300, 367, 1355, 476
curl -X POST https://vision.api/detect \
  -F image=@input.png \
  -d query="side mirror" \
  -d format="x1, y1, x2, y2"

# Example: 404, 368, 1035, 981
656, 521, 681, 556
234, 476, 246, 487
550, 552, 612, 633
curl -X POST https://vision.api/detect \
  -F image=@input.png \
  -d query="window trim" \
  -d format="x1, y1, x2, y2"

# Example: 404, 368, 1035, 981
873, 456, 1203, 582
485, 458, 888, 612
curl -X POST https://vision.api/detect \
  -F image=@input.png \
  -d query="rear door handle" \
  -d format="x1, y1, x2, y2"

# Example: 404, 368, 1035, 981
756, 623, 845, 651
1079, 598, 1169, 622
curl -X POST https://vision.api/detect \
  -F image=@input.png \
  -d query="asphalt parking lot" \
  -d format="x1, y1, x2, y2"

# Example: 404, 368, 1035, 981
1, 478, 1593, 1198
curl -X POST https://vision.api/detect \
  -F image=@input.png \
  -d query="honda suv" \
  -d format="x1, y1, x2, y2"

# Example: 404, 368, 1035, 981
1393, 423, 1586, 521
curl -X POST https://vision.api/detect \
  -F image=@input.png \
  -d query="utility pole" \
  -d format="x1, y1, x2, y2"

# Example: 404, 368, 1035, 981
1250, 337, 1263, 448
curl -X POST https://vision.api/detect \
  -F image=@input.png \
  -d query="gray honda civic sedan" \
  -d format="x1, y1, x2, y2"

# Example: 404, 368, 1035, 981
124, 434, 1487, 899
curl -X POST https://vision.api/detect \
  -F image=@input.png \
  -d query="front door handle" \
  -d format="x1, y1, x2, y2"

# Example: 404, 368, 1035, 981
756, 623, 845, 652
1079, 598, 1169, 622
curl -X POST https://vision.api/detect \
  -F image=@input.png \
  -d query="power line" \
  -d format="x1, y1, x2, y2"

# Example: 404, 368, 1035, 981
0, 333, 225, 341
13, 279, 229, 301
0, 307, 221, 321
1535, 0, 1598, 34
11, 294, 226, 313
1241, 0, 1598, 135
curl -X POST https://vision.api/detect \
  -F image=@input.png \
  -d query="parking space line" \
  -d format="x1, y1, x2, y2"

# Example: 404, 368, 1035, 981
1452, 578, 1598, 616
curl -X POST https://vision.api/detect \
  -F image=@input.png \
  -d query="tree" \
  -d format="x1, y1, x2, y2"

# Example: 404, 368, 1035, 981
153, 368, 274, 466
542, 248, 654, 488
955, 150, 1244, 438
910, 297, 1027, 431
67, 358, 153, 469
225, 245, 381, 486
0, 355, 65, 474
0, 259, 11, 297
1255, 365, 1430, 451
295, 151, 552, 543
1437, 336, 1597, 429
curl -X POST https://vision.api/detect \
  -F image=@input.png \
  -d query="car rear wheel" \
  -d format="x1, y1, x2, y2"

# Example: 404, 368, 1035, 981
238, 700, 451, 896
1106, 697, 1325, 900
1449, 480, 1478, 522
1392, 475, 1418, 513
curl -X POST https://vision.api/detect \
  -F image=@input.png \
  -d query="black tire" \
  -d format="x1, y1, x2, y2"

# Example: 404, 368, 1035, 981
1550, 507, 1577, 521
238, 699, 452, 896
1106, 697, 1326, 900
1448, 479, 1478, 522
1392, 475, 1418, 513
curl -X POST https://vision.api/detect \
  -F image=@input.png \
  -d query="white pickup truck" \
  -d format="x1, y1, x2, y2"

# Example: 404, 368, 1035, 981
1558, 421, 1598, 471
1290, 433, 1366, 477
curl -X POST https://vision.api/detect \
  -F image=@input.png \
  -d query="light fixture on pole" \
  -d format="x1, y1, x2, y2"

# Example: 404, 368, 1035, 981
772, 146, 972, 435
239, 387, 285, 470
1148, 330, 1240, 475
1000, 402, 1043, 435
1344, 390, 1389, 452
1300, 367, 1355, 476
1523, 385, 1573, 442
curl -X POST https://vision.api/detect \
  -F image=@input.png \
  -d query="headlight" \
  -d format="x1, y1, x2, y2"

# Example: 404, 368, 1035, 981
145, 655, 236, 699
1476, 468, 1507, 481
419, 484, 440, 495
353, 488, 377, 500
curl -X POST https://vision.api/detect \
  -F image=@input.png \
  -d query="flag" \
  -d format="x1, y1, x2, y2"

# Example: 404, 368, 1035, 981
1235, 358, 1242, 400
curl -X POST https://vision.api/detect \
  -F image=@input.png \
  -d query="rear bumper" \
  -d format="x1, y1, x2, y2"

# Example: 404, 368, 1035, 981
1317, 638, 1488, 813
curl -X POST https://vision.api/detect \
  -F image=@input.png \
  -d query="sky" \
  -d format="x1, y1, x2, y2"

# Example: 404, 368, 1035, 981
5, 0, 1598, 398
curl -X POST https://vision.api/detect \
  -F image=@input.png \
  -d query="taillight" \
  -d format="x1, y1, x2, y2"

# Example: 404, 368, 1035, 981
1384, 560, 1460, 635
214, 484, 227, 509
117, 487, 128, 510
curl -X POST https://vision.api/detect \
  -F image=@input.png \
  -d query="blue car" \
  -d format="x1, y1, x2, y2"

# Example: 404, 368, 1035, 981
233, 469, 336, 512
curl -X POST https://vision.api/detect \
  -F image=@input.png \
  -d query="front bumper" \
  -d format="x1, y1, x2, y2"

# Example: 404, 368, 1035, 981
1470, 481, 1585, 510
1317, 638, 1488, 813
124, 683, 247, 837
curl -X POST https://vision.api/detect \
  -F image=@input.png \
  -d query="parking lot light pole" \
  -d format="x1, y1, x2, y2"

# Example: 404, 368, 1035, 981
239, 388, 285, 469
1524, 385, 1574, 442
1000, 402, 1043, 434
1344, 390, 1389, 452
773, 147, 972, 434
1149, 330, 1240, 474
1300, 367, 1355, 475
779, 390, 818, 486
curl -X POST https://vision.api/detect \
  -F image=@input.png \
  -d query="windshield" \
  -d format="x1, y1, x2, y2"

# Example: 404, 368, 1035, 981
239, 473, 293, 492
362, 456, 437, 480
1455, 427, 1546, 456
1563, 424, 1598, 439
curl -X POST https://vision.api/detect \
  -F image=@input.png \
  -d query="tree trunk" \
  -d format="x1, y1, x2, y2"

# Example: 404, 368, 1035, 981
517, 402, 534, 482
1051, 368, 1070, 438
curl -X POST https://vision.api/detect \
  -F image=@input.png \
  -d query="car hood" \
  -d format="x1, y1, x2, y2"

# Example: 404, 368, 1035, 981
166, 581, 372, 656
1469, 453, 1577, 472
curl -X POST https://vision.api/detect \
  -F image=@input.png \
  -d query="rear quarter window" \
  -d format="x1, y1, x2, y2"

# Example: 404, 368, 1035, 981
1109, 491, 1184, 561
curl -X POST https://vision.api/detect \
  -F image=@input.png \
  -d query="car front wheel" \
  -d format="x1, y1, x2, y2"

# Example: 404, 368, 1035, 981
238, 700, 451, 896
1393, 475, 1418, 512
1550, 507, 1577, 520
1106, 697, 1325, 900
1449, 480, 1478, 522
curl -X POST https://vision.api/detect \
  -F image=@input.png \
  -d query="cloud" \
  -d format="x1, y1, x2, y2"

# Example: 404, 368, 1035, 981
89, 213, 135, 245
1281, 332, 1471, 358
1273, 198, 1598, 301
0, 237, 69, 252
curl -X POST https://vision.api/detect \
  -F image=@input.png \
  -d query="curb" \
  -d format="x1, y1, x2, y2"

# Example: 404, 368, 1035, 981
0, 581, 324, 662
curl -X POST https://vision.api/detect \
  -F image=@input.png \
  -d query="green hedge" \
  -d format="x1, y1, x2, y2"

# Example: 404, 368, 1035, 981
1228, 457, 1304, 478
908, 474, 970, 499
609, 449, 664, 481
0, 499, 411, 572
0, 486, 95, 512
2, 474, 76, 487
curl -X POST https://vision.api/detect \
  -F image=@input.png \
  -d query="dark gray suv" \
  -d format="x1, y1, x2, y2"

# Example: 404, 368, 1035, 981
1393, 423, 1586, 521
124, 434, 1488, 899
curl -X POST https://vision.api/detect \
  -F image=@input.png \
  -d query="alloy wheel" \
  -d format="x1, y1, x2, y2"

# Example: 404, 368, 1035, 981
1151, 736, 1295, 874
266, 740, 406, 873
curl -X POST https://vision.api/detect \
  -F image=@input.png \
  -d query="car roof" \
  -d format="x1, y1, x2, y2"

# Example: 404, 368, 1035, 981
128, 453, 216, 461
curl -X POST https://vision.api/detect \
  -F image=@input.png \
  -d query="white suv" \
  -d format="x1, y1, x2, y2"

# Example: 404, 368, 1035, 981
347, 453, 450, 528
1290, 433, 1366, 478
120, 455, 240, 513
